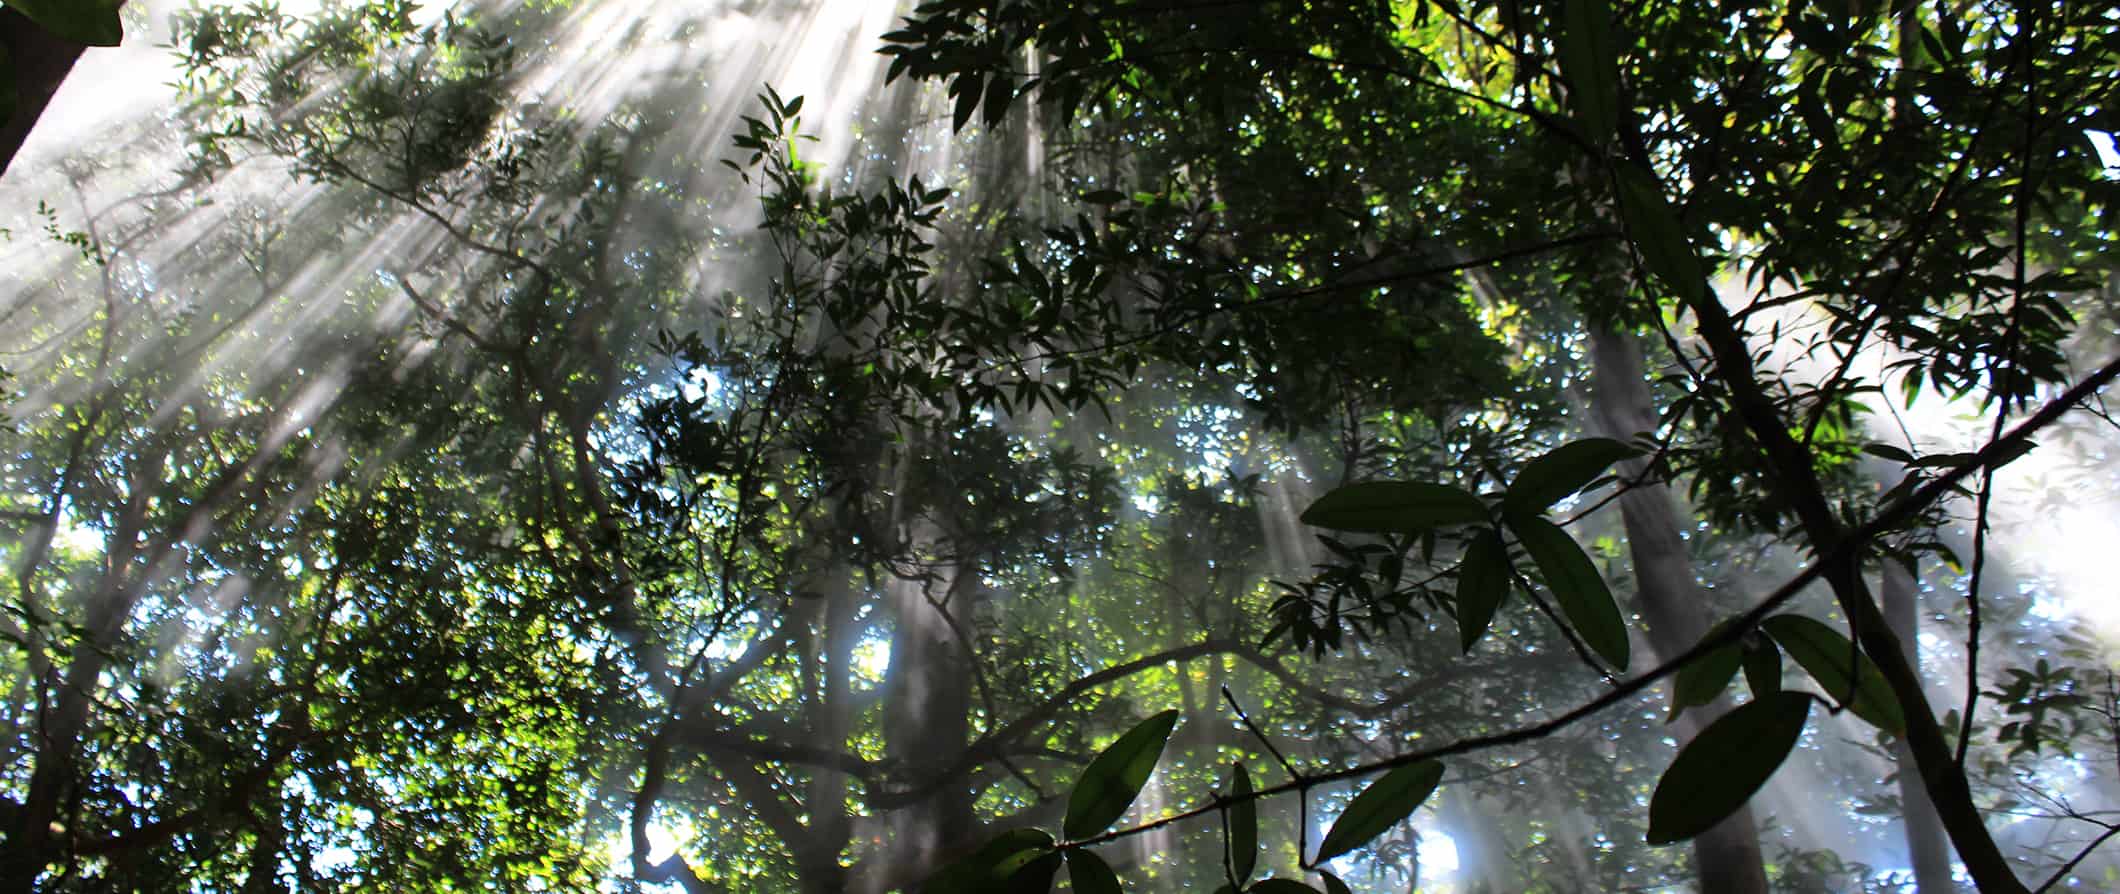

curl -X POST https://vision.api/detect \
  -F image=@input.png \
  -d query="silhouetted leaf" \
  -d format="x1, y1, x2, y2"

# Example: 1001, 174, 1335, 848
923, 828, 1054, 893
3, 0, 124, 46
1320, 873, 1354, 894
1228, 764, 1257, 881
1647, 692, 1811, 844
1556, 0, 1618, 141
1301, 482, 1488, 534
1508, 514, 1630, 668
1615, 166, 1705, 305
1252, 880, 1322, 894
1455, 528, 1512, 653
1065, 710, 1179, 838
1066, 850, 1122, 894
1505, 437, 1640, 513
952, 75, 982, 132
1761, 615, 1905, 734
1743, 638, 1782, 695
1315, 760, 1444, 863
1669, 622, 1744, 721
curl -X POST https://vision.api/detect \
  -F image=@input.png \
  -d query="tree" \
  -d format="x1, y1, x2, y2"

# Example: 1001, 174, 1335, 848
2, 0, 2118, 891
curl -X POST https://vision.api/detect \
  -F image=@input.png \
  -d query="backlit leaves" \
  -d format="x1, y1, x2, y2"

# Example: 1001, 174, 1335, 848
1508, 514, 1630, 669
1301, 481, 1489, 533
1314, 760, 1445, 863
1761, 614, 1906, 735
1454, 527, 1512, 652
1065, 710, 1180, 839
1504, 437, 1640, 514
3, 0, 124, 46
1648, 692, 1812, 844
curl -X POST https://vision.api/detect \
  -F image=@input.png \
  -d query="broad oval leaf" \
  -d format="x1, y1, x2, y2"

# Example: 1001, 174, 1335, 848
1008, 851, 1063, 894
1066, 849, 1122, 894
1760, 615, 1906, 734
1508, 514, 1630, 669
1065, 710, 1180, 839
1615, 166, 1705, 306
2, 0, 124, 46
1300, 481, 1488, 534
1505, 437, 1640, 513
1227, 763, 1257, 882
1455, 527, 1512, 653
923, 828, 1054, 894
1315, 760, 1445, 863
1743, 637, 1782, 696
1251, 880, 1323, 894
1321, 873, 1354, 894
1557, 0, 1618, 141
1668, 619, 1744, 721
1647, 691, 1812, 844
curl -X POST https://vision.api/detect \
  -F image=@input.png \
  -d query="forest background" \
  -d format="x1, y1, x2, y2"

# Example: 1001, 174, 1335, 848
0, 0, 2117, 892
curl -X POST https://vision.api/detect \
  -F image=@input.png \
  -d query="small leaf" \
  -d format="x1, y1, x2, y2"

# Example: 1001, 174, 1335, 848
1454, 528, 1512, 653
1743, 638, 1782, 696
951, 75, 982, 132
1861, 442, 1915, 463
1315, 760, 1445, 863
1761, 615, 1906, 734
1508, 514, 1630, 668
3, 0, 124, 46
1669, 622, 1744, 721
1647, 692, 1811, 844
1227, 764, 1257, 882
1300, 482, 1489, 534
1504, 437, 1641, 513
1556, 0, 1618, 141
1066, 851, 1122, 894
1252, 880, 1323, 894
1614, 166, 1705, 305
1321, 873, 1354, 894
1065, 710, 1180, 839
923, 828, 1054, 893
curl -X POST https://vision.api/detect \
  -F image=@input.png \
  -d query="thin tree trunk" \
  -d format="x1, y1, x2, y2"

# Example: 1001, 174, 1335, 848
1884, 556, 1957, 893
1587, 323, 1772, 894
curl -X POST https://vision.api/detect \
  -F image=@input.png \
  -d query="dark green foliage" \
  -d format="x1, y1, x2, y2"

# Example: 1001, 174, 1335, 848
1313, 760, 1445, 863
1065, 710, 1181, 839
4, 0, 123, 46
1508, 513, 1629, 669
1761, 614, 1906, 735
1647, 693, 1812, 845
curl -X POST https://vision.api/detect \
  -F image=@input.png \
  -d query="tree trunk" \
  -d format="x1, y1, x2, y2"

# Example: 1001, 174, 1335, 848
1883, 556, 1957, 893
1587, 324, 1772, 894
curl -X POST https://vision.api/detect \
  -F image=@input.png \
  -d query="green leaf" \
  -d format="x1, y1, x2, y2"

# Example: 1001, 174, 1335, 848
1507, 514, 1630, 668
1300, 482, 1489, 534
1065, 710, 1179, 839
1743, 638, 1782, 696
1504, 437, 1641, 513
1315, 760, 1445, 863
1454, 527, 1512, 653
923, 828, 1054, 893
951, 75, 982, 132
2, 0, 124, 46
1557, 0, 1618, 142
1008, 851, 1063, 894
0, 44, 15, 128
1252, 880, 1323, 894
1614, 166, 1705, 305
1669, 622, 1744, 721
1761, 615, 1906, 735
1227, 764, 1257, 882
1320, 873, 1354, 894
1066, 850, 1122, 894
1647, 691, 1811, 844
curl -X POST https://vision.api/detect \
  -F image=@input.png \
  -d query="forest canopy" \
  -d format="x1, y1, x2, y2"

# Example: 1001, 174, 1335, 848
1, 0, 2118, 892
